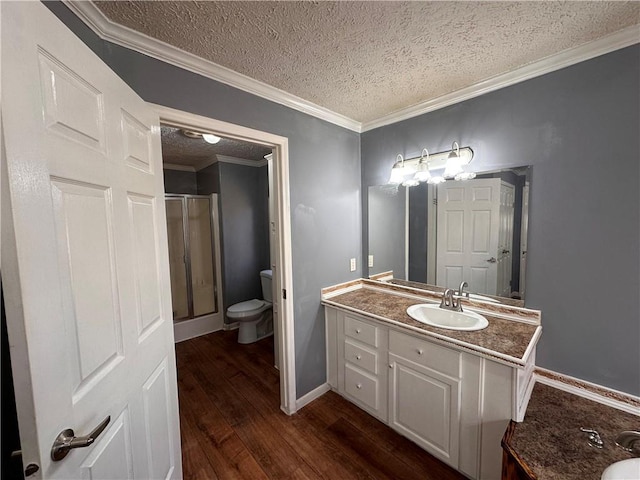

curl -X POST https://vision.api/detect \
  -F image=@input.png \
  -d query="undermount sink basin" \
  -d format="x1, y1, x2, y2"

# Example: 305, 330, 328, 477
601, 458, 640, 480
406, 304, 489, 331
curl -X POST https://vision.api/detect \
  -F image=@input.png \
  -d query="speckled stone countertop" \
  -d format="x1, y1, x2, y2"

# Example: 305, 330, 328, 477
508, 383, 640, 480
322, 286, 540, 365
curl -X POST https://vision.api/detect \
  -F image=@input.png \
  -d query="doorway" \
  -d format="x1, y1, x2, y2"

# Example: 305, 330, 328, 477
153, 104, 296, 415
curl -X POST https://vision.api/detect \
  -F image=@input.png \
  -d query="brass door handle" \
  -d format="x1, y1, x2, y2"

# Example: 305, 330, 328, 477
51, 416, 110, 461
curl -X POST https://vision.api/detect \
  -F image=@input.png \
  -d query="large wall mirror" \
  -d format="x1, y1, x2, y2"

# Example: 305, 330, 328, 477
368, 167, 531, 305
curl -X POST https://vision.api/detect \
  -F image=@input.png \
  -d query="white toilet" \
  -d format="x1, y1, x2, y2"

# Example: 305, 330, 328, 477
226, 270, 273, 344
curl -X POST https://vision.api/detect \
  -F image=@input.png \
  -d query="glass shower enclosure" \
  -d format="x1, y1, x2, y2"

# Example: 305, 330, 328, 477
165, 194, 220, 322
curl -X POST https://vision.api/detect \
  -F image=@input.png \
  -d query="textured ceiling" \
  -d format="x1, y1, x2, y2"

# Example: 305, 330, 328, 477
160, 126, 272, 169
95, 1, 640, 123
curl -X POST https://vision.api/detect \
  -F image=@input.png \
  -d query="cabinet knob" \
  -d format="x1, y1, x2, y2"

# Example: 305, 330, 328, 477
356, 355, 361, 360
355, 328, 361, 334
417, 349, 424, 355
356, 383, 362, 389
389, 364, 393, 369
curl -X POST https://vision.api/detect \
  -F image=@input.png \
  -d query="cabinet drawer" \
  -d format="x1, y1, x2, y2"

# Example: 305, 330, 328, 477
344, 339, 377, 374
344, 364, 379, 412
344, 315, 378, 347
389, 330, 460, 378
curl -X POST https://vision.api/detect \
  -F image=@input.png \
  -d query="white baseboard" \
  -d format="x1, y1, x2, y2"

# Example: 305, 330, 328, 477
223, 321, 239, 331
295, 383, 331, 411
173, 313, 224, 343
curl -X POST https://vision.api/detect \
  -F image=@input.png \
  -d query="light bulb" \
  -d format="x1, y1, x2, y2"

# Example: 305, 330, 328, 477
202, 133, 221, 144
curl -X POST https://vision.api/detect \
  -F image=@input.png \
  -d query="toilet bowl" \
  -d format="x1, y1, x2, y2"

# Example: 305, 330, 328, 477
226, 270, 273, 344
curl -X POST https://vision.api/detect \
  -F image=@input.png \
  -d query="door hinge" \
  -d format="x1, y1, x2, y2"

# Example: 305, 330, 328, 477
282, 289, 286, 300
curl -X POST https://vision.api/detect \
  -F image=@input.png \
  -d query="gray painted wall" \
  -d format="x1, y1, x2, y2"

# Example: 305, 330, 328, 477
163, 169, 198, 195
362, 46, 640, 395
368, 186, 406, 277
215, 163, 270, 316
408, 183, 429, 283
46, 2, 362, 398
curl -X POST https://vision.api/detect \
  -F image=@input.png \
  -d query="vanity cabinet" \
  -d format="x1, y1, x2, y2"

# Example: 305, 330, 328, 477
388, 333, 461, 467
337, 313, 388, 421
325, 306, 534, 480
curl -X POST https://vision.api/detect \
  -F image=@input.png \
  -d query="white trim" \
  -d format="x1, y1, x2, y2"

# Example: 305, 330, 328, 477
163, 163, 195, 172
173, 314, 224, 343
362, 25, 640, 132
216, 154, 269, 168
152, 104, 298, 415
222, 322, 239, 331
295, 383, 331, 410
63, 1, 361, 133
534, 369, 640, 417
64, 1, 639, 134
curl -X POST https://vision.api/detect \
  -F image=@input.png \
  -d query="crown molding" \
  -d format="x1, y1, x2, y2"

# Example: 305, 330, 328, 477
216, 155, 268, 168
361, 25, 640, 132
65, 1, 638, 134
62, 0, 362, 133
163, 163, 195, 172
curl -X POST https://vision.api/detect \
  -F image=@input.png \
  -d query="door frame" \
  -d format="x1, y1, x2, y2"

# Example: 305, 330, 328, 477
152, 104, 297, 415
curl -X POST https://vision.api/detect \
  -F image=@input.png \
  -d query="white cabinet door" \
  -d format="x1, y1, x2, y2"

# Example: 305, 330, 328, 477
2, 3, 181, 478
388, 353, 460, 469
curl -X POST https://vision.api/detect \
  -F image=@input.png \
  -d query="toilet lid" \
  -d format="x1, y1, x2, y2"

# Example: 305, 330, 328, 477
228, 299, 266, 313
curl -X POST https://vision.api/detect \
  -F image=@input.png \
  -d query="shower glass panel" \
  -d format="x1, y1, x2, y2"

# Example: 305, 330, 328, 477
166, 198, 189, 320
165, 195, 218, 321
187, 198, 217, 317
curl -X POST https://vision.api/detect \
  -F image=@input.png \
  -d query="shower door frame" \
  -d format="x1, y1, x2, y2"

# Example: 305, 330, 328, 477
165, 193, 223, 324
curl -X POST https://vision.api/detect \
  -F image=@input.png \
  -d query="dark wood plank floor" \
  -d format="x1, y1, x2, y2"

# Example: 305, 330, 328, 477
176, 331, 466, 480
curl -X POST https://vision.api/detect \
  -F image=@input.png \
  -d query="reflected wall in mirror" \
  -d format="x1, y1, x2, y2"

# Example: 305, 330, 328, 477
368, 167, 531, 304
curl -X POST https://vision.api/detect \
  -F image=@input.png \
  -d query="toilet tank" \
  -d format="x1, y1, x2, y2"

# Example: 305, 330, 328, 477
260, 270, 273, 302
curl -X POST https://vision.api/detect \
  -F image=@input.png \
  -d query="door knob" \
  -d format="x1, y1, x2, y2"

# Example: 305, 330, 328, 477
51, 416, 110, 461
486, 257, 497, 263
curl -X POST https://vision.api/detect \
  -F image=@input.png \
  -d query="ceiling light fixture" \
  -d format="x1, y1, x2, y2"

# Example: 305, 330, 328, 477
182, 129, 222, 144
202, 133, 221, 144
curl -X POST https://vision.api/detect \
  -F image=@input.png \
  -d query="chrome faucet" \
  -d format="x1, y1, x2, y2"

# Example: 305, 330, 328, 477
615, 431, 640, 453
440, 288, 463, 312
457, 281, 470, 299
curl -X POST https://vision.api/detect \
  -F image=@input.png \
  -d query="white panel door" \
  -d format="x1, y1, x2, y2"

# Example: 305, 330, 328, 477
497, 183, 515, 297
1, 3, 181, 479
437, 179, 501, 295
519, 183, 530, 297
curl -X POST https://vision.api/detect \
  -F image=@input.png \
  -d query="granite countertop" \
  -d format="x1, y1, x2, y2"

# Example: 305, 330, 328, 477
507, 383, 640, 480
323, 287, 540, 364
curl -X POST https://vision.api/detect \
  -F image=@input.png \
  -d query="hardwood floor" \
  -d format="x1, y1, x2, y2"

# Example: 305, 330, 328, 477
175, 331, 466, 480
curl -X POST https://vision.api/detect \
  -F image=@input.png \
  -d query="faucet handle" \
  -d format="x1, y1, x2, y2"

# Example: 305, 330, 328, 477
580, 427, 604, 449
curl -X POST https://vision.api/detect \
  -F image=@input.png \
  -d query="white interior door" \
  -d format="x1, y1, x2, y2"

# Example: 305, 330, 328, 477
519, 183, 529, 297
1, 3, 181, 479
497, 182, 515, 297
436, 179, 501, 295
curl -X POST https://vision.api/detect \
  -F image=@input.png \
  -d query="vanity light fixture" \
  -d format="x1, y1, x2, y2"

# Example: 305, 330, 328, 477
414, 149, 432, 183
443, 141, 464, 178
182, 129, 222, 144
388, 142, 474, 186
389, 154, 417, 185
